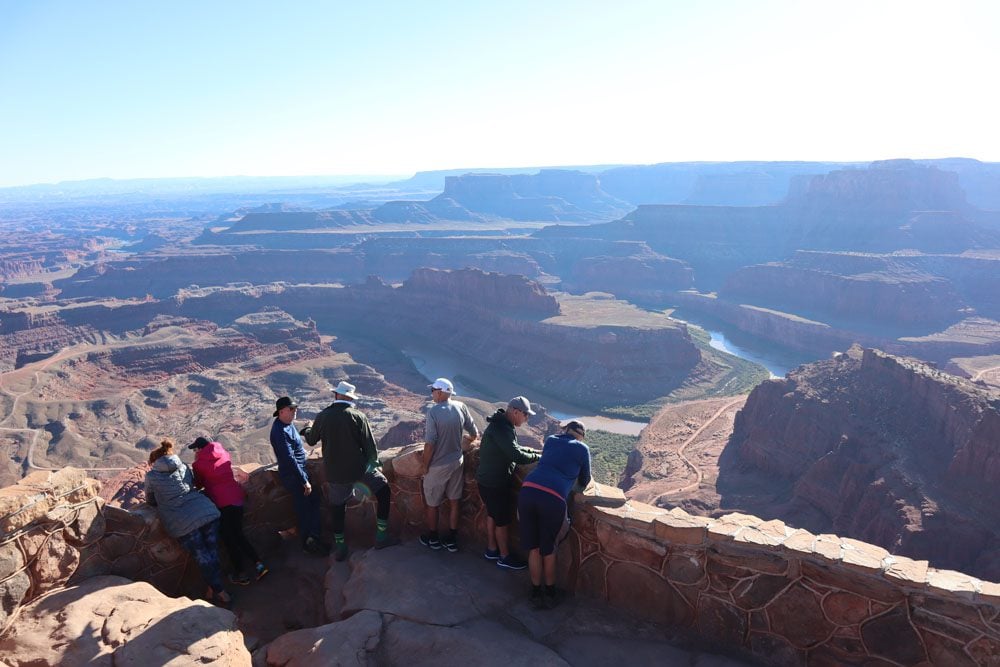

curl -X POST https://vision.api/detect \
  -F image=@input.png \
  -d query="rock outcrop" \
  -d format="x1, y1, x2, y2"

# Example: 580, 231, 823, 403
0, 575, 249, 666
723, 346, 1000, 579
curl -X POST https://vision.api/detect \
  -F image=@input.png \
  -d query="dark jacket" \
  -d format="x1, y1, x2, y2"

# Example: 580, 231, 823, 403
476, 408, 540, 488
306, 401, 378, 484
144, 455, 220, 538
270, 418, 310, 486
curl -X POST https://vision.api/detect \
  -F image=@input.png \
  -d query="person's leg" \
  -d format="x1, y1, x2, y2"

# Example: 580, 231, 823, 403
485, 515, 498, 552
331, 501, 347, 559
543, 553, 558, 586
230, 505, 261, 565
424, 504, 440, 536
179, 520, 227, 599
282, 478, 312, 546
218, 506, 244, 574
496, 524, 511, 557
448, 498, 460, 531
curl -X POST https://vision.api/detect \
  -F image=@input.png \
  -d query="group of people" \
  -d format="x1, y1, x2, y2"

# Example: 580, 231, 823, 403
418, 377, 592, 610
144, 436, 267, 608
145, 375, 591, 611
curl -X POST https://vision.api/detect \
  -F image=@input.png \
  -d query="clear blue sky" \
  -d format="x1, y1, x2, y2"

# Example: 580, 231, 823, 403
1, 0, 997, 187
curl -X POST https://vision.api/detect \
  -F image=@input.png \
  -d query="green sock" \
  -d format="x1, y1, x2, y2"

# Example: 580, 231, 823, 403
376, 519, 388, 539
334, 533, 345, 545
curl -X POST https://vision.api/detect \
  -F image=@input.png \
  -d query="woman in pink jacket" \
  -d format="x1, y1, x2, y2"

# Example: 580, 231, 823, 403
190, 437, 267, 585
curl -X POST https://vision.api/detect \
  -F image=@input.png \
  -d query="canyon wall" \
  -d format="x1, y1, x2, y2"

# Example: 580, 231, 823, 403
725, 346, 1000, 580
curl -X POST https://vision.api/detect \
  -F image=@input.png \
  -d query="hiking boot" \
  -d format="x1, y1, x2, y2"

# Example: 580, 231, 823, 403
304, 536, 331, 556
441, 535, 459, 553
229, 573, 251, 586
543, 587, 560, 609
530, 587, 545, 610
483, 548, 501, 561
496, 554, 527, 570
419, 533, 442, 550
334, 542, 349, 562
254, 562, 269, 580
374, 535, 400, 550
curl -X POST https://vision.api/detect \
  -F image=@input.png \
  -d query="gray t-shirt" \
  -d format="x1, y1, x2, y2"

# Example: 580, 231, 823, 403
425, 399, 479, 468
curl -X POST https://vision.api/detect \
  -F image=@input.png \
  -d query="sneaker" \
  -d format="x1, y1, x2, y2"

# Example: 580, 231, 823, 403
229, 573, 251, 586
419, 533, 442, 550
442, 536, 459, 553
254, 562, 269, 580
375, 535, 400, 550
496, 554, 527, 570
334, 542, 349, 562
483, 548, 501, 561
304, 536, 331, 556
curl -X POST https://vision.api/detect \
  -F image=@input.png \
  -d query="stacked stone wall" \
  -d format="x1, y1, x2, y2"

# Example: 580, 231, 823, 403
4, 450, 1000, 665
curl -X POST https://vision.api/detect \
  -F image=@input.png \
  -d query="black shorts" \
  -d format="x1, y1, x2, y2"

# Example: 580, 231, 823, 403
518, 486, 567, 556
478, 483, 513, 527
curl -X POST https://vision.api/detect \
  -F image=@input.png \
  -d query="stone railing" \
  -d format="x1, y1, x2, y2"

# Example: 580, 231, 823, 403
4, 450, 1000, 665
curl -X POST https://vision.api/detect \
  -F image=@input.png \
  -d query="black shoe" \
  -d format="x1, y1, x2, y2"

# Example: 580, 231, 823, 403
543, 587, 560, 609
304, 536, 331, 556
496, 554, 527, 570
483, 548, 501, 561
442, 536, 459, 553
419, 533, 442, 550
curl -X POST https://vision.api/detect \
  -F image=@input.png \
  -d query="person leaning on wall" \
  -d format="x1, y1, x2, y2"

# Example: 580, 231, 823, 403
517, 420, 592, 609
144, 438, 232, 608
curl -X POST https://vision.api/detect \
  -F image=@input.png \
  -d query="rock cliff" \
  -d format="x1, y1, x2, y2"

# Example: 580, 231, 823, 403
724, 346, 1000, 579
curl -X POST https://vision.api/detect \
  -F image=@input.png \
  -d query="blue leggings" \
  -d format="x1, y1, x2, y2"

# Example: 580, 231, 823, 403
177, 519, 225, 593
518, 486, 567, 556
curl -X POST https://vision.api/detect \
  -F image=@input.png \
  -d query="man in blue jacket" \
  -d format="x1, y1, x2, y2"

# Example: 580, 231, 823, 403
269, 396, 328, 555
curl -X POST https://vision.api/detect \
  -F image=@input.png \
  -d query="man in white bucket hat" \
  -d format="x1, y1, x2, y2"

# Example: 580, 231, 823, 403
305, 380, 399, 560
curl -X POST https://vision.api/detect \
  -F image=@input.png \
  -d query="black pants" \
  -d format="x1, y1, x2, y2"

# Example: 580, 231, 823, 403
219, 505, 259, 572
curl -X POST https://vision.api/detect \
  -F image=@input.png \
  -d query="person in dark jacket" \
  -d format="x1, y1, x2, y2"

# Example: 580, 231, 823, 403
269, 396, 327, 555
191, 436, 267, 584
475, 396, 541, 570
304, 381, 398, 561
518, 420, 592, 609
144, 439, 231, 607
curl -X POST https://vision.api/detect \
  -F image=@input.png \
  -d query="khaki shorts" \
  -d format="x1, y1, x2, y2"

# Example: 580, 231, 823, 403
422, 458, 464, 507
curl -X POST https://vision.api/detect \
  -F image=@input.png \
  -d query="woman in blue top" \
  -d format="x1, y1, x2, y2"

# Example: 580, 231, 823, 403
518, 420, 591, 610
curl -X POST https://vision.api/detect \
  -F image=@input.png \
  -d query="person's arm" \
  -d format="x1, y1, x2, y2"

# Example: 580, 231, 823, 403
577, 445, 593, 489
422, 411, 437, 472
358, 414, 380, 470
304, 412, 322, 447
499, 432, 541, 465
461, 404, 479, 446
144, 479, 157, 507
271, 426, 309, 487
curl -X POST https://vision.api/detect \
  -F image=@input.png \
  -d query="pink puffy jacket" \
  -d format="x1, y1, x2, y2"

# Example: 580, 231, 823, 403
192, 441, 245, 508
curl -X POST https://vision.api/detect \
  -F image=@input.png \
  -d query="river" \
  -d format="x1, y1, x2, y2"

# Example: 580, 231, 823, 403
402, 317, 812, 436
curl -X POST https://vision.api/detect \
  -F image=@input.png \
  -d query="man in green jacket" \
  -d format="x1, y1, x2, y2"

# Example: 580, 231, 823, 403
475, 396, 541, 570
305, 380, 398, 560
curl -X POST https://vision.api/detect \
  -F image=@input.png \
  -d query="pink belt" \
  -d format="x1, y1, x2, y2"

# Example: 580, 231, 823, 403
522, 480, 565, 503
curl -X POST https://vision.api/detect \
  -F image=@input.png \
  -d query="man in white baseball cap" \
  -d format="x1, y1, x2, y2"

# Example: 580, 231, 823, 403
419, 378, 479, 552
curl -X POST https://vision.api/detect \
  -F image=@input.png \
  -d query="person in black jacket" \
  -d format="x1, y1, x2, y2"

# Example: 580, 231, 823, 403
305, 381, 398, 560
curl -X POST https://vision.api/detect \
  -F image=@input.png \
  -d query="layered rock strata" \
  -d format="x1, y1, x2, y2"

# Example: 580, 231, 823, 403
725, 346, 1000, 579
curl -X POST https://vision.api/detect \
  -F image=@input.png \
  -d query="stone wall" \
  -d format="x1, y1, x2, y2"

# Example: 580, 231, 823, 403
4, 451, 1000, 665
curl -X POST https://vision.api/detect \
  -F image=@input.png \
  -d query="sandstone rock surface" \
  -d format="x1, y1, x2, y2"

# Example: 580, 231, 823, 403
0, 575, 249, 666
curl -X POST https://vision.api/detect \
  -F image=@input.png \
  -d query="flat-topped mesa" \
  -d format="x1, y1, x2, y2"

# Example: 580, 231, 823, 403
401, 267, 560, 317
787, 159, 969, 213
727, 345, 1000, 579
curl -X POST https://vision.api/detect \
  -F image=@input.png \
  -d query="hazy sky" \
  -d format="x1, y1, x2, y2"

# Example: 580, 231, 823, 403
1, 0, 997, 187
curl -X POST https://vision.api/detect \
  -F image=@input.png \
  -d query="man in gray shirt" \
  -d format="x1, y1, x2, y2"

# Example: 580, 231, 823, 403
420, 378, 479, 552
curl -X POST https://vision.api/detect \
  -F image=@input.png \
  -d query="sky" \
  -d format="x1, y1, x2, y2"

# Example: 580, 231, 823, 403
1, 0, 998, 187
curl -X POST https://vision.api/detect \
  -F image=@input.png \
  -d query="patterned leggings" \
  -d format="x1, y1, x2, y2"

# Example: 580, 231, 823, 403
177, 519, 225, 594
